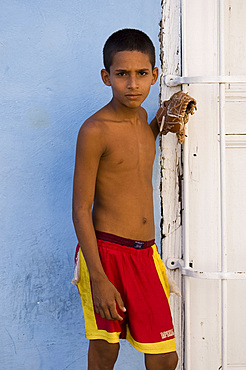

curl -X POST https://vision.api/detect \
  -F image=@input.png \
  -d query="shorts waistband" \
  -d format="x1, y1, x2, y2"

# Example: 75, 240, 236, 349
95, 230, 155, 249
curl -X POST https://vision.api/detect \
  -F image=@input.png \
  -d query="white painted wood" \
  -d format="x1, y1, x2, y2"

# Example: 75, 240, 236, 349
183, 0, 223, 367
221, 2, 246, 367
182, 2, 222, 368
161, 1, 246, 368
226, 142, 246, 366
159, 1, 183, 368
179, 0, 246, 368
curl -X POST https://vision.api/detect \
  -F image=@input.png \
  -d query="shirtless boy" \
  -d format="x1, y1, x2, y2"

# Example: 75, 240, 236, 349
72, 29, 178, 370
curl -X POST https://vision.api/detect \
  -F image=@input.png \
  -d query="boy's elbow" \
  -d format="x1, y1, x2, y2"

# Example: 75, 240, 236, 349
72, 206, 78, 227
72, 204, 92, 226
72, 205, 82, 227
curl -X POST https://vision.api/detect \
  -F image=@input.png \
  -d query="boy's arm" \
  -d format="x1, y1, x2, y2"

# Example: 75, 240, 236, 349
73, 122, 126, 321
149, 116, 160, 140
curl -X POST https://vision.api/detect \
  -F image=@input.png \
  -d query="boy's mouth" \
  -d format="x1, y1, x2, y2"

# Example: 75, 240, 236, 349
125, 94, 142, 99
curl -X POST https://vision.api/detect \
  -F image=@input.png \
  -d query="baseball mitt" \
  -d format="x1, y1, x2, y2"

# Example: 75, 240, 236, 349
156, 91, 197, 143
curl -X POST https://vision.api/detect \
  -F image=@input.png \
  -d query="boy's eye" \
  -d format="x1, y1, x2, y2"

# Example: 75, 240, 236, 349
117, 72, 127, 76
116, 71, 149, 77
139, 71, 148, 76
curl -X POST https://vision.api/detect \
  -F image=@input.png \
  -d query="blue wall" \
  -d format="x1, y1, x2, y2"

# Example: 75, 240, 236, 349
0, 1, 161, 369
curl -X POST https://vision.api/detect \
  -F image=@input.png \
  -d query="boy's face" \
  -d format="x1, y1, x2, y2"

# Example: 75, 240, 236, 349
101, 50, 158, 109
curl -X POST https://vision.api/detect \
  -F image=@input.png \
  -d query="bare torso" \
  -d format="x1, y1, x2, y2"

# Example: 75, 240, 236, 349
91, 105, 156, 241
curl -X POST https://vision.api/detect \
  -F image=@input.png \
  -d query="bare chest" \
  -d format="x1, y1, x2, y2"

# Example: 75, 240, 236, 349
100, 123, 156, 175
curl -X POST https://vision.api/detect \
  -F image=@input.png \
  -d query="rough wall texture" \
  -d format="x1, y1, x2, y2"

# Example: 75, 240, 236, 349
0, 1, 161, 369
159, 1, 183, 368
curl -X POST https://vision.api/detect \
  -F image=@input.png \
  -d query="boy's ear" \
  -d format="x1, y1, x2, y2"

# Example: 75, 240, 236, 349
101, 69, 111, 86
151, 67, 158, 85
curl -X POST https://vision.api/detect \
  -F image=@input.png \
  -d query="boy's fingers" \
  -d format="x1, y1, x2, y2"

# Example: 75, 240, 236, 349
98, 308, 106, 319
115, 294, 126, 313
109, 304, 123, 321
99, 305, 113, 320
104, 308, 113, 320
94, 287, 126, 321
97, 302, 122, 321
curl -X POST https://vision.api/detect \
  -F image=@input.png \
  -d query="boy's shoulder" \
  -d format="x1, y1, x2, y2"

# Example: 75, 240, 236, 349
77, 104, 118, 151
78, 107, 108, 140
82, 107, 107, 128
80, 103, 116, 129
81, 105, 147, 130
76, 109, 109, 157
78, 104, 148, 146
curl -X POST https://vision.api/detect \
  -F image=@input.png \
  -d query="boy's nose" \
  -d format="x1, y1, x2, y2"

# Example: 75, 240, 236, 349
127, 75, 139, 89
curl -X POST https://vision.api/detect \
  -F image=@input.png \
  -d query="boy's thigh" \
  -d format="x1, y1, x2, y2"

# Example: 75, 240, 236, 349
88, 339, 120, 369
144, 351, 178, 370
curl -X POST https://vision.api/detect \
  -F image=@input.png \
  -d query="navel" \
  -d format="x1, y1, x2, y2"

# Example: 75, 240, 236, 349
142, 217, 147, 224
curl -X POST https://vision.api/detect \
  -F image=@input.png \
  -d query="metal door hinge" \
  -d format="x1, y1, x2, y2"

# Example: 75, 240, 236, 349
166, 258, 246, 280
164, 75, 246, 87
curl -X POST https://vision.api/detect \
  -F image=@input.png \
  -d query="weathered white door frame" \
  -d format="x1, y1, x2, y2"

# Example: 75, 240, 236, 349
160, 1, 246, 369
159, 1, 183, 368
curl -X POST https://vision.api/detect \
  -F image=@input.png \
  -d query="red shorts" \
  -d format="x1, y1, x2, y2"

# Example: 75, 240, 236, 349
73, 231, 176, 354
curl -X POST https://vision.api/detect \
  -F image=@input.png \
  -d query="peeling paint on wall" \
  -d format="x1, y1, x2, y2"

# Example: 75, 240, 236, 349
159, 1, 183, 368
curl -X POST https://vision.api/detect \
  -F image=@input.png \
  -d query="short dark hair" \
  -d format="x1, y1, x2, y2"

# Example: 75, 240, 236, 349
103, 28, 156, 72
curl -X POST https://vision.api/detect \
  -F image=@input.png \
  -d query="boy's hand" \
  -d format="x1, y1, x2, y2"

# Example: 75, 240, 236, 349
156, 91, 197, 143
91, 278, 126, 321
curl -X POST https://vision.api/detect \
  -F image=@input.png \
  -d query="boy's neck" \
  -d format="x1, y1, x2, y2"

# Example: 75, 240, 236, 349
109, 98, 141, 122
